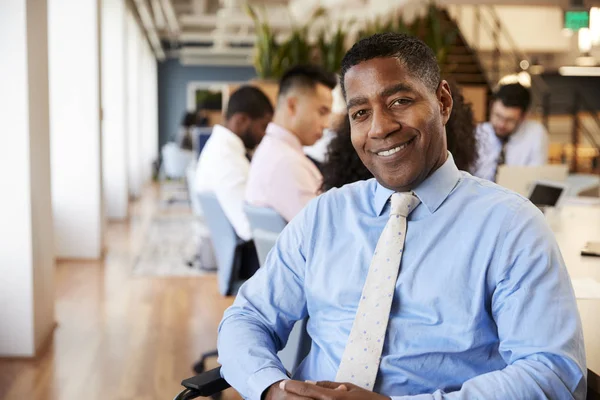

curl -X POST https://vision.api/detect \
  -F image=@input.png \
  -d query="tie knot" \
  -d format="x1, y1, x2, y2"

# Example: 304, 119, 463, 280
390, 192, 420, 217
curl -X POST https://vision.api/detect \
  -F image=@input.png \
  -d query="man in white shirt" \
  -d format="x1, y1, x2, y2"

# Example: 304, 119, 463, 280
246, 65, 337, 221
195, 86, 273, 241
473, 83, 549, 182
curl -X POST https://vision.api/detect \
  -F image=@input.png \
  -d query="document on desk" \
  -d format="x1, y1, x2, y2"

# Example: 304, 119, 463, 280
571, 278, 600, 299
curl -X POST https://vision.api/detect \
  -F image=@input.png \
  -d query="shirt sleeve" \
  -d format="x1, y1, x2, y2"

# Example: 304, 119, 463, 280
265, 156, 321, 222
391, 201, 587, 399
217, 201, 314, 400
211, 149, 252, 241
529, 123, 549, 166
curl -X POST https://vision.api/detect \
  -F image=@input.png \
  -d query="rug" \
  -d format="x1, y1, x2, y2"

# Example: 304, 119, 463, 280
132, 213, 217, 277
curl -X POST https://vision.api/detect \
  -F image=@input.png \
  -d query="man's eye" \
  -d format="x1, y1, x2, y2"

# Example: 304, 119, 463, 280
352, 110, 367, 120
392, 99, 412, 106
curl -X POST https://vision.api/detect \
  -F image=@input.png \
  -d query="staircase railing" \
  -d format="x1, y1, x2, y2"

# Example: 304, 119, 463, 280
453, 4, 600, 173
570, 92, 600, 172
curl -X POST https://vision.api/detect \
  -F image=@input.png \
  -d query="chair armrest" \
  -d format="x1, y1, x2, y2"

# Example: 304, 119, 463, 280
177, 367, 231, 399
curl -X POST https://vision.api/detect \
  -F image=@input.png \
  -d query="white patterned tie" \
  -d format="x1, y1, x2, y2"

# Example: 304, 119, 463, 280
336, 192, 421, 390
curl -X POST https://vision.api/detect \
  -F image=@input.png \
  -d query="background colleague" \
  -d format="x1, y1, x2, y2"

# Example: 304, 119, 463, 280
245, 65, 337, 221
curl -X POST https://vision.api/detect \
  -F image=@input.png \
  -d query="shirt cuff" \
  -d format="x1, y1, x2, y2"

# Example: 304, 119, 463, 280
246, 366, 289, 400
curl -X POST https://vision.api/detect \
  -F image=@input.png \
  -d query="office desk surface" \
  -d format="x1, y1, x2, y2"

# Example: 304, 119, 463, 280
546, 205, 600, 390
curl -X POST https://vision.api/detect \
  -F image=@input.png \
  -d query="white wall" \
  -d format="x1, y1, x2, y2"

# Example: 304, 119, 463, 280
448, 5, 571, 53
49, 0, 104, 258
0, 0, 55, 356
102, 0, 129, 220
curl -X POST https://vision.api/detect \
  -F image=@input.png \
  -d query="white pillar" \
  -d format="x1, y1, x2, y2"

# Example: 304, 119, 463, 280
49, 0, 104, 258
141, 41, 159, 184
127, 9, 142, 198
102, 0, 129, 220
0, 0, 56, 356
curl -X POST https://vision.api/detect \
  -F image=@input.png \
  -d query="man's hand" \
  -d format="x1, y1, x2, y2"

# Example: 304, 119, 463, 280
263, 380, 313, 400
279, 380, 391, 400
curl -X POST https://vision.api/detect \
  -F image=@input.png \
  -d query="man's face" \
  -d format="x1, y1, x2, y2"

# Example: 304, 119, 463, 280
344, 57, 452, 192
242, 113, 272, 149
288, 84, 333, 146
489, 100, 525, 138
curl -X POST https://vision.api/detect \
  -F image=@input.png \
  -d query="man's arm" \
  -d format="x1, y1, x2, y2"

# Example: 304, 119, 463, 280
217, 203, 313, 400
212, 152, 252, 241
528, 122, 549, 166
392, 201, 586, 399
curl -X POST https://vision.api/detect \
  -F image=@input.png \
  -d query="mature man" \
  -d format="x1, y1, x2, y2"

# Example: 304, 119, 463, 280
195, 85, 273, 241
473, 83, 549, 182
219, 33, 586, 399
245, 65, 337, 221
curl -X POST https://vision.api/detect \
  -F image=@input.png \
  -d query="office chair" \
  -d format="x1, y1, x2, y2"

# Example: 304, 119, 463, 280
243, 204, 287, 266
192, 192, 259, 377
184, 164, 216, 271
162, 142, 195, 180
174, 367, 228, 400
243, 205, 311, 372
178, 205, 311, 399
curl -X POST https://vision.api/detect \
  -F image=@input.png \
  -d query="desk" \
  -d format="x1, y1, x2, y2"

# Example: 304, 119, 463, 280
546, 204, 600, 394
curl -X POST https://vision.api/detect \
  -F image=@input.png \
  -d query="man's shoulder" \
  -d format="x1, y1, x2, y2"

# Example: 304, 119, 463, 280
251, 136, 289, 165
457, 172, 533, 215
520, 119, 548, 138
305, 179, 378, 215
476, 121, 494, 135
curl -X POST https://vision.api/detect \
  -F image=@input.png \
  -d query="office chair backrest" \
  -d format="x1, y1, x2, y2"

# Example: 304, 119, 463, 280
197, 192, 241, 295
162, 142, 195, 179
185, 163, 203, 217
244, 204, 287, 266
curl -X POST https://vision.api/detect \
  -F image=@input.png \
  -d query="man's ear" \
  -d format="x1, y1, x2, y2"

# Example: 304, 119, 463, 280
229, 113, 250, 132
286, 95, 298, 116
438, 80, 453, 125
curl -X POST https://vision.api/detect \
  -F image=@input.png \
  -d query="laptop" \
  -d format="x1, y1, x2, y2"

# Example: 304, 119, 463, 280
527, 180, 568, 209
496, 165, 569, 197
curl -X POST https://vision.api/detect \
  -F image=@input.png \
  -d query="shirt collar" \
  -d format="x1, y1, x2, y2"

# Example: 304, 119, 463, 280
266, 122, 303, 152
373, 153, 461, 216
212, 124, 243, 145
211, 124, 246, 155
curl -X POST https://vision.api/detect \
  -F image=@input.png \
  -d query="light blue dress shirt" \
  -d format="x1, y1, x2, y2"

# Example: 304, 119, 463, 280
218, 155, 586, 400
473, 120, 549, 182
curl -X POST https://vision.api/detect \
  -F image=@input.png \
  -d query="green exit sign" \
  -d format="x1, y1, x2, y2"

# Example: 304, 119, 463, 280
565, 10, 589, 30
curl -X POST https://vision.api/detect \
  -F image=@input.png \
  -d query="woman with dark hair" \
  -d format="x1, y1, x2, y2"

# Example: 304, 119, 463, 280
321, 81, 478, 191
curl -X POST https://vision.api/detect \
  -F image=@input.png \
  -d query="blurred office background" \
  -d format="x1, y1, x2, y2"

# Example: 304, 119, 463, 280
3, 0, 600, 399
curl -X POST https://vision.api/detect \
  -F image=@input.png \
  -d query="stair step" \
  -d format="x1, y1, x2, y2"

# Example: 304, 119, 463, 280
447, 45, 472, 55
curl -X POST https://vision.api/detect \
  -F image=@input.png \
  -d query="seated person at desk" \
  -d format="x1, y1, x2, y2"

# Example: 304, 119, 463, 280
245, 65, 337, 222
195, 86, 273, 241
473, 83, 549, 182
218, 33, 586, 400
321, 80, 479, 190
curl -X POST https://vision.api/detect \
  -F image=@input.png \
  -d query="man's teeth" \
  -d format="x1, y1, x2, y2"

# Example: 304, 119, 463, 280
377, 141, 410, 156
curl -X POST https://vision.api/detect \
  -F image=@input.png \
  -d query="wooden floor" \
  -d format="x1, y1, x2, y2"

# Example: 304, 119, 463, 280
0, 187, 241, 400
